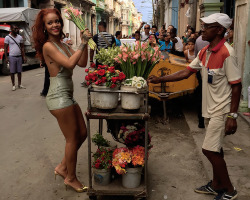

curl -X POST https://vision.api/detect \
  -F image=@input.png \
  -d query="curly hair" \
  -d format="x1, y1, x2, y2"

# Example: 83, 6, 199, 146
32, 8, 65, 61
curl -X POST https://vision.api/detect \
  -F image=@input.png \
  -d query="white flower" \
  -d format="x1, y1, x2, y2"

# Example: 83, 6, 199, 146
136, 82, 143, 89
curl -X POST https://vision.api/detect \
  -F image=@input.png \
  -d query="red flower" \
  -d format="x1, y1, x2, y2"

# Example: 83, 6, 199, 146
119, 72, 126, 80
111, 77, 118, 83
95, 163, 100, 168
91, 63, 96, 68
101, 77, 107, 83
85, 76, 89, 81
110, 84, 116, 88
85, 69, 89, 73
108, 66, 115, 73
86, 81, 90, 86
98, 69, 105, 76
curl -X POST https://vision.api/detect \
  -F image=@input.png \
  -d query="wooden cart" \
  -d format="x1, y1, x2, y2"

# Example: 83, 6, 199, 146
85, 87, 150, 200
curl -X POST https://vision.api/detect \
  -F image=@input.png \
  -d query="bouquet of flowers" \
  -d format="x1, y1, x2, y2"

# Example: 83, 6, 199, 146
117, 123, 151, 148
95, 46, 120, 67
85, 65, 126, 88
112, 146, 145, 174
123, 76, 147, 89
64, 4, 96, 50
92, 147, 113, 170
114, 42, 163, 79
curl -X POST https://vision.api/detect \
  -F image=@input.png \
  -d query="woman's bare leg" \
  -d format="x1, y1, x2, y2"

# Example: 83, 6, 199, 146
54, 104, 87, 179
51, 105, 83, 188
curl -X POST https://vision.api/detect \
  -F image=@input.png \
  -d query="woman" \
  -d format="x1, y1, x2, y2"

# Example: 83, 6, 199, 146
163, 33, 173, 53
148, 34, 160, 48
32, 9, 91, 192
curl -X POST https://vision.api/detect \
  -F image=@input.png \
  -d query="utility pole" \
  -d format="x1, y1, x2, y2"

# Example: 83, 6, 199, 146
152, 0, 155, 25
160, 0, 164, 27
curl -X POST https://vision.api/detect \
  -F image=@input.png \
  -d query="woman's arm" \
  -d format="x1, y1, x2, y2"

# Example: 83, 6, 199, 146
68, 45, 88, 68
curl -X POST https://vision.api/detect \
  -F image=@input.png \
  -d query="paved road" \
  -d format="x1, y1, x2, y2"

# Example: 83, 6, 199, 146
0, 66, 248, 200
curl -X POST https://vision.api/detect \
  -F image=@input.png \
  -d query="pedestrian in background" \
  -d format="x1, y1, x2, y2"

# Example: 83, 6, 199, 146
137, 22, 150, 41
63, 33, 73, 47
148, 13, 241, 200
4, 24, 27, 91
90, 21, 116, 67
33, 8, 91, 193
170, 27, 184, 57
115, 31, 122, 47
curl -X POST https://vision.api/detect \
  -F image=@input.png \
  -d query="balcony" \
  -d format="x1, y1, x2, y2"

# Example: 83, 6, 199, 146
96, 0, 106, 12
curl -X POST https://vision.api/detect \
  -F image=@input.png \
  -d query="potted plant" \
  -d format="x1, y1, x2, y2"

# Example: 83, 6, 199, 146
94, 46, 120, 67
85, 65, 126, 109
112, 146, 145, 188
92, 133, 117, 150
117, 123, 152, 148
114, 42, 163, 79
121, 76, 147, 110
92, 147, 113, 186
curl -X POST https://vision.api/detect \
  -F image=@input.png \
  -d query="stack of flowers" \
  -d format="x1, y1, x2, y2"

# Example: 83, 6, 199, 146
85, 65, 126, 88
112, 146, 145, 175
117, 123, 152, 148
92, 147, 113, 170
64, 4, 96, 50
114, 42, 164, 79
123, 76, 147, 89
94, 46, 120, 67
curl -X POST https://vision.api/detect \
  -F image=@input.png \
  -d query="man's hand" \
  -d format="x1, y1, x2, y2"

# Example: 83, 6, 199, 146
23, 56, 27, 63
225, 117, 237, 135
147, 75, 161, 84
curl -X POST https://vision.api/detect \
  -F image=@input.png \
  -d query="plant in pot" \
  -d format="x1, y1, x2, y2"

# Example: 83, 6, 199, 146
94, 45, 120, 67
117, 122, 152, 148
92, 133, 117, 150
121, 76, 148, 109
85, 65, 126, 109
92, 147, 113, 186
112, 145, 145, 188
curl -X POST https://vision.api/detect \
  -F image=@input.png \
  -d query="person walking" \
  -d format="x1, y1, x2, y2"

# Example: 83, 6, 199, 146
32, 8, 91, 192
4, 24, 27, 91
148, 13, 241, 200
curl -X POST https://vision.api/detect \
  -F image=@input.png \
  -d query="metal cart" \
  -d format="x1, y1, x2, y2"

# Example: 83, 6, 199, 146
85, 86, 150, 200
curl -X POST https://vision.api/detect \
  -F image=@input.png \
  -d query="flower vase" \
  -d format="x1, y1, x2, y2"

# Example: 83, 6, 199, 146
120, 85, 142, 110
91, 85, 119, 109
122, 167, 142, 188
93, 168, 111, 186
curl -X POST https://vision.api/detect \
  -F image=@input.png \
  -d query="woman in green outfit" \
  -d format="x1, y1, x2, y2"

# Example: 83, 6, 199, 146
32, 8, 91, 192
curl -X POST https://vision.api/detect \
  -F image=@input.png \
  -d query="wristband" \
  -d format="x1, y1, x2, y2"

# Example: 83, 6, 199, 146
78, 43, 86, 51
227, 115, 235, 119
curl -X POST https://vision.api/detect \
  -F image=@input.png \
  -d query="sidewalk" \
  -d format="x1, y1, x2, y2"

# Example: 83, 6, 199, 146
182, 106, 250, 200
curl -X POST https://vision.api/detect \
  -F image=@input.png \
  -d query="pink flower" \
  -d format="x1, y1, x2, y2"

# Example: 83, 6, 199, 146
73, 9, 80, 16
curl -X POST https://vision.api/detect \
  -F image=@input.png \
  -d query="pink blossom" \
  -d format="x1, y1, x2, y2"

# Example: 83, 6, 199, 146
73, 9, 80, 16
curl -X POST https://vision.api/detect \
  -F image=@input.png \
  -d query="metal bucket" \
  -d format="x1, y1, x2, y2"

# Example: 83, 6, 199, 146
93, 168, 111, 186
122, 167, 142, 188
121, 85, 141, 110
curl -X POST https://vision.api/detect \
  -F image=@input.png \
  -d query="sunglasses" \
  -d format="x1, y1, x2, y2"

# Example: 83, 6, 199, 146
144, 27, 150, 29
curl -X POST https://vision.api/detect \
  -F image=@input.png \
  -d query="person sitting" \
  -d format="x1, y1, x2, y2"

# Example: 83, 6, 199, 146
184, 38, 196, 63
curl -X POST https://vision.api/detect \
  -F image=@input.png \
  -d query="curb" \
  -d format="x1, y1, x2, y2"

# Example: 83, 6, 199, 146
239, 113, 250, 126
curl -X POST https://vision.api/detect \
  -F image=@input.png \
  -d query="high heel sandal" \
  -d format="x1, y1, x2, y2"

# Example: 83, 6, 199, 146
64, 182, 88, 193
54, 170, 65, 180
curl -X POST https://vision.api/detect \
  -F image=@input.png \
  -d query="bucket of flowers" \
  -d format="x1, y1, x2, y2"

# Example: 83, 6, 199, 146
117, 122, 152, 148
85, 65, 126, 109
121, 76, 148, 110
94, 45, 120, 67
92, 147, 113, 186
112, 146, 145, 188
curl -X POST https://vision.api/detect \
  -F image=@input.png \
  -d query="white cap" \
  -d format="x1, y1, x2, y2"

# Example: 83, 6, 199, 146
200, 13, 232, 29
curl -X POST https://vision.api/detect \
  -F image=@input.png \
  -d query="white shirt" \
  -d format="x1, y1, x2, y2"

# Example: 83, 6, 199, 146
141, 32, 150, 41
174, 37, 183, 52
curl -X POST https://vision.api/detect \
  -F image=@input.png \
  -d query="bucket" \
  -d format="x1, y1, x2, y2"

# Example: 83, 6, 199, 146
120, 85, 142, 110
122, 167, 142, 188
91, 85, 119, 109
93, 168, 111, 186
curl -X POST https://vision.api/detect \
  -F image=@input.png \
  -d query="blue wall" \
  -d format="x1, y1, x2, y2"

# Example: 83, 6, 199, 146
171, 0, 179, 29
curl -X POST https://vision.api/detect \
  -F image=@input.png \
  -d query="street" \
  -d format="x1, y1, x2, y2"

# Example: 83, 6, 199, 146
0, 66, 249, 200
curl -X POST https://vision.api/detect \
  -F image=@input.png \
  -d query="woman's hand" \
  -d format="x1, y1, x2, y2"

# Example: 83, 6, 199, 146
80, 29, 92, 44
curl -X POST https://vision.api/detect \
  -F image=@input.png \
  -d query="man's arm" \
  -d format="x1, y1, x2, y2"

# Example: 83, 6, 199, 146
225, 83, 242, 135
147, 68, 193, 84
4, 43, 9, 63
137, 22, 145, 32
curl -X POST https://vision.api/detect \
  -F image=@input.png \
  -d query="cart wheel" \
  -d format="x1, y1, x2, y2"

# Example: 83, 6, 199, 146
89, 196, 97, 200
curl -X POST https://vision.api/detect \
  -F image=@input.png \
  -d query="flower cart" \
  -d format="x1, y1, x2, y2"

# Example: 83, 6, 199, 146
85, 86, 150, 200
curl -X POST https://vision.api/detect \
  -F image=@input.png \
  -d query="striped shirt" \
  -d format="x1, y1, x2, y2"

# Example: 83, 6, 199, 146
187, 38, 241, 118
93, 32, 116, 52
